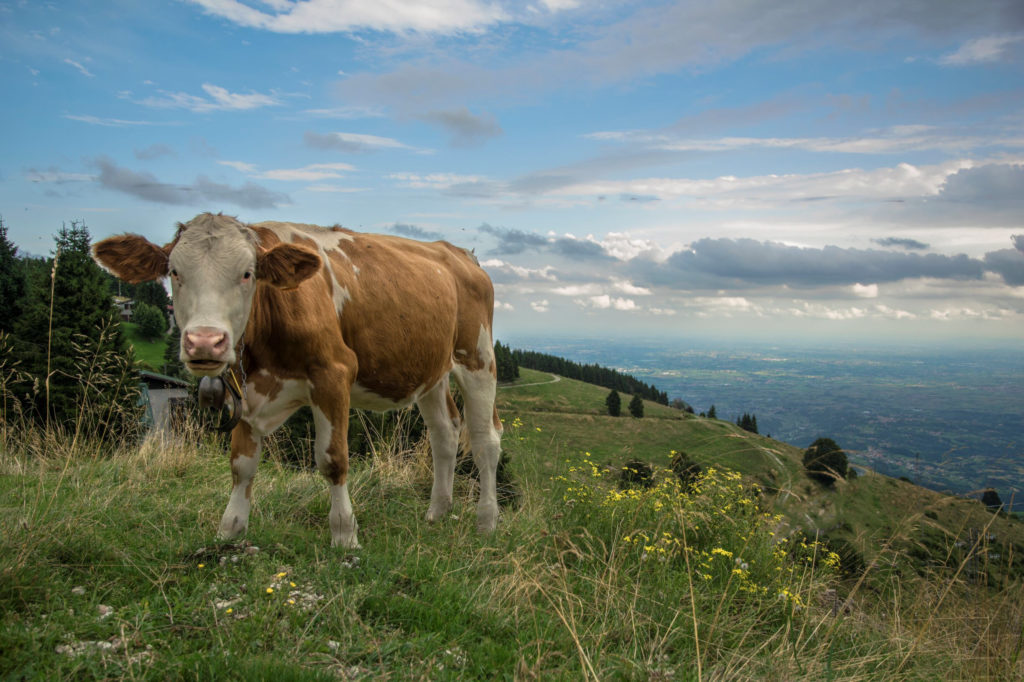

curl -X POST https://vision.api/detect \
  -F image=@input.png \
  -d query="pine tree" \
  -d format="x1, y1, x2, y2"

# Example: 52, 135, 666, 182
605, 389, 621, 417
14, 221, 137, 431
707, 404, 717, 419
0, 217, 25, 335
628, 393, 644, 418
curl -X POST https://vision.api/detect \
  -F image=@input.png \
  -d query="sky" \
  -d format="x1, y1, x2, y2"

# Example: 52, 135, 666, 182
2, 0, 1024, 345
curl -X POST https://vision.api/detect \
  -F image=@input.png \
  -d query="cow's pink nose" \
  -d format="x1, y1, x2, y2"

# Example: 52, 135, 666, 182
184, 327, 230, 360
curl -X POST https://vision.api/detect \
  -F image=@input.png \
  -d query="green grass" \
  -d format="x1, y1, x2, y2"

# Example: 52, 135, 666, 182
1, 369, 1022, 679
121, 321, 168, 372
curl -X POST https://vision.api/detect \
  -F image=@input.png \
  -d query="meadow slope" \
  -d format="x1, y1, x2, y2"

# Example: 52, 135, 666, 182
0, 368, 1020, 679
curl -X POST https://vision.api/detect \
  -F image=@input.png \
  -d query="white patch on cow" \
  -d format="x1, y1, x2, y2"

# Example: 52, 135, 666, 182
244, 374, 309, 435
310, 404, 360, 549
218, 448, 260, 540
417, 377, 459, 523
452, 325, 501, 532
349, 381, 426, 411
329, 483, 359, 549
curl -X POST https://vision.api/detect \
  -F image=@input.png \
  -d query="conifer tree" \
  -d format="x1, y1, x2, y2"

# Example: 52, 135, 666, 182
707, 404, 717, 419
0, 217, 25, 335
628, 393, 644, 418
15, 221, 136, 430
606, 389, 621, 417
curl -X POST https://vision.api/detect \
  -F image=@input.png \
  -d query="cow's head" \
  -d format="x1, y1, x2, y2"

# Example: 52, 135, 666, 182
93, 213, 320, 376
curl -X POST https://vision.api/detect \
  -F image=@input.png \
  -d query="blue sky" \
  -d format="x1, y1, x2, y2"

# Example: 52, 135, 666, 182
2, 0, 1023, 344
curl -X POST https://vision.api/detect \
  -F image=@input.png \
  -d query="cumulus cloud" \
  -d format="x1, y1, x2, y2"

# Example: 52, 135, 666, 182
91, 156, 290, 209
641, 238, 988, 289
388, 223, 444, 240
530, 299, 550, 313
478, 224, 613, 261
581, 294, 637, 311
417, 108, 502, 147
851, 283, 879, 298
479, 224, 549, 255
983, 246, 1024, 286
480, 258, 557, 283
937, 163, 1024, 203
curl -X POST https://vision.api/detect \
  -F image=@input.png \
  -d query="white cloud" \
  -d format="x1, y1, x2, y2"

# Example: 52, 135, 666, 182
64, 115, 170, 127
549, 159, 979, 206
220, 160, 356, 181
187, 0, 508, 35
579, 295, 638, 311
304, 184, 369, 193
389, 171, 489, 189
939, 34, 1024, 66
63, 58, 94, 78
530, 299, 550, 313
481, 258, 557, 281
258, 163, 355, 181
611, 279, 651, 295
218, 160, 259, 173
851, 283, 879, 298
304, 131, 421, 153
495, 300, 515, 311
137, 83, 281, 112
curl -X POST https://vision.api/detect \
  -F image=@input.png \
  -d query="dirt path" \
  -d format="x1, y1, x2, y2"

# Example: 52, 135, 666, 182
499, 373, 562, 389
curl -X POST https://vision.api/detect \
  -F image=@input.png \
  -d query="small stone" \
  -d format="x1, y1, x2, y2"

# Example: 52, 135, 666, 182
244, 546, 260, 555
71, 586, 86, 596
97, 605, 113, 619
327, 640, 340, 653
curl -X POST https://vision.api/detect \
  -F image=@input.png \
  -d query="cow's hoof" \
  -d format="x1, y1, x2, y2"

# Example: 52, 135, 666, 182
425, 501, 451, 523
217, 516, 246, 540
332, 533, 361, 550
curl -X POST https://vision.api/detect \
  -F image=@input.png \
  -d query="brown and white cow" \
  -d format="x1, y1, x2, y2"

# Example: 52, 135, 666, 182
93, 213, 503, 548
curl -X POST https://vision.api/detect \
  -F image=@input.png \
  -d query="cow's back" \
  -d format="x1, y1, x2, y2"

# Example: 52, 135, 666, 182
253, 221, 494, 408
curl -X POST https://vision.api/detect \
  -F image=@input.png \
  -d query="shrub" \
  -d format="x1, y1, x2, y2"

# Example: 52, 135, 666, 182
628, 394, 644, 418
619, 458, 653, 489
670, 450, 702, 490
605, 389, 621, 417
803, 437, 848, 486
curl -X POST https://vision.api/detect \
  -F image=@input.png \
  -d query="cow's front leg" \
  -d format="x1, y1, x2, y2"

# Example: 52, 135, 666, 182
311, 373, 359, 549
219, 421, 262, 540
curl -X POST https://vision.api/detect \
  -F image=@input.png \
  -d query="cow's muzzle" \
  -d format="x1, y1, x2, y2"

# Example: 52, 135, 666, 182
183, 326, 232, 375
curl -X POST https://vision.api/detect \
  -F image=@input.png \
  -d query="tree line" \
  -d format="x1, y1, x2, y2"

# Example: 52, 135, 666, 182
508, 347, 669, 405
0, 217, 140, 436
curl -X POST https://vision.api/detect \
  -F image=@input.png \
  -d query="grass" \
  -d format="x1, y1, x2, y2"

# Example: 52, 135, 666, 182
0, 366, 1022, 679
121, 321, 167, 372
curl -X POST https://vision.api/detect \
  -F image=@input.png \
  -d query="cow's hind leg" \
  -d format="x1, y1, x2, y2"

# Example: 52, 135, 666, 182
452, 364, 503, 533
417, 376, 460, 523
311, 373, 359, 549
219, 421, 262, 540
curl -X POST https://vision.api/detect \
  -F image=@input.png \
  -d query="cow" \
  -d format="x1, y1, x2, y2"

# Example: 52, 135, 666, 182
93, 213, 503, 549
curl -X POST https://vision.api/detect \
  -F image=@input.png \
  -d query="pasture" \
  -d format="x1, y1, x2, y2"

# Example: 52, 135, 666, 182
0, 370, 1021, 679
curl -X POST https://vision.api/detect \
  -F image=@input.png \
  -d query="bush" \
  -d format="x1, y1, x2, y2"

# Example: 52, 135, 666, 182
670, 450, 702, 490
803, 437, 848, 486
619, 458, 653, 489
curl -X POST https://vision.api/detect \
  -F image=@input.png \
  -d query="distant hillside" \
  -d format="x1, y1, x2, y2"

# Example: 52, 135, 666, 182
511, 347, 670, 405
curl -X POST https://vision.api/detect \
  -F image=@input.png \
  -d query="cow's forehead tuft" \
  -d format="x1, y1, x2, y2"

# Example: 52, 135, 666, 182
174, 213, 259, 252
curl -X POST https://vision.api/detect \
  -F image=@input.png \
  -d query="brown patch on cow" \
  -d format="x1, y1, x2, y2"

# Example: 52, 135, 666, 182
257, 243, 321, 290
492, 406, 503, 432
92, 235, 170, 283
230, 421, 257, 463
248, 369, 284, 404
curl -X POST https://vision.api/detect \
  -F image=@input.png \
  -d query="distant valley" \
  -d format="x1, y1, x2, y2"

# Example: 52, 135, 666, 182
506, 336, 1024, 511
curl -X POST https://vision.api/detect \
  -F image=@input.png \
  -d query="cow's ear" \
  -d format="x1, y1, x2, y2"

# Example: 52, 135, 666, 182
92, 234, 170, 283
257, 244, 321, 290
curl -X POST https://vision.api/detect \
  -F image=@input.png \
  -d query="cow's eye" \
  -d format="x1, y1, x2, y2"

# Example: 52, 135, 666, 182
170, 268, 179, 278
242, 271, 252, 282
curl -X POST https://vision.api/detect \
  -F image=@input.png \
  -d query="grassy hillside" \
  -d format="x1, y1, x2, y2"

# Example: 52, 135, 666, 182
500, 368, 1024, 587
0, 368, 1021, 679
121, 321, 167, 372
